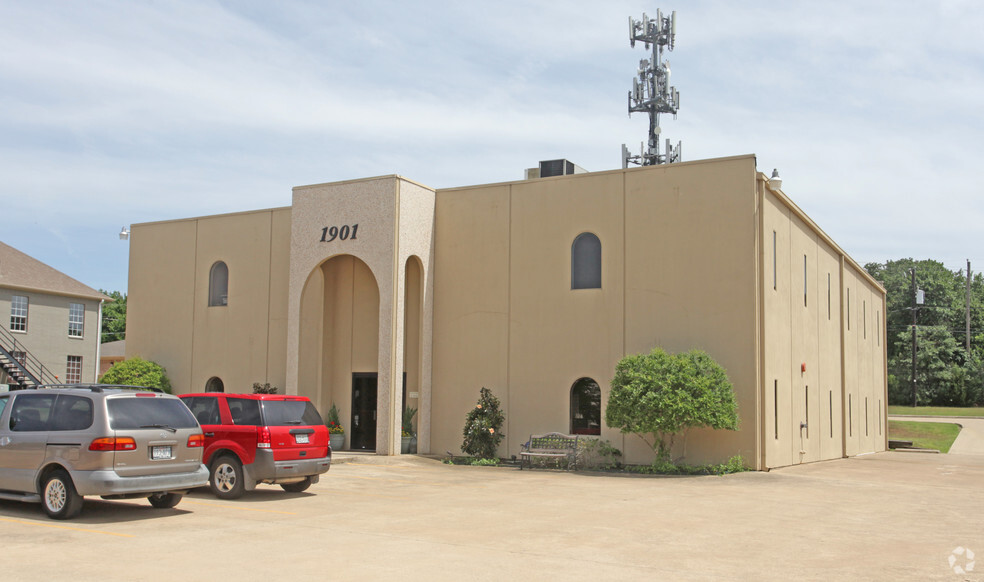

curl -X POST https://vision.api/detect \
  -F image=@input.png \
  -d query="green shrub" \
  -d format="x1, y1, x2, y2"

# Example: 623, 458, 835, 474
576, 438, 623, 470
469, 457, 500, 466
98, 357, 171, 393
606, 347, 739, 462
461, 387, 505, 459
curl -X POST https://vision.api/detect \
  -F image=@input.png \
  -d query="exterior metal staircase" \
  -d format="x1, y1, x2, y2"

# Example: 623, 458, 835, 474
0, 324, 57, 389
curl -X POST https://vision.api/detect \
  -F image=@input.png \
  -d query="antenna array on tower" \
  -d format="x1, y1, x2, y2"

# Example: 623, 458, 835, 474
622, 9, 682, 168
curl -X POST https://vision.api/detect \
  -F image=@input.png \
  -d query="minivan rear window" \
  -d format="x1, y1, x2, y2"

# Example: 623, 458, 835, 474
259, 400, 324, 426
108, 398, 198, 430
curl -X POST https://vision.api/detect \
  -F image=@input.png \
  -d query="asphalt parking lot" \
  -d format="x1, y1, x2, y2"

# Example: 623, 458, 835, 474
2, 451, 982, 581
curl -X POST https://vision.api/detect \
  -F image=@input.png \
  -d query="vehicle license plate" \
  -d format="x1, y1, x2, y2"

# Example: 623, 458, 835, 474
295, 434, 309, 444
152, 446, 172, 460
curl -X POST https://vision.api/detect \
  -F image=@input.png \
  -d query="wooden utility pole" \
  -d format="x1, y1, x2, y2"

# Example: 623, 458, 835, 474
911, 268, 918, 407
967, 260, 972, 352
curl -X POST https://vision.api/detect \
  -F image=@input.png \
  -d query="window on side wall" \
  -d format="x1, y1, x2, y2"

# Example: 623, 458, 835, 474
66, 355, 83, 383
570, 378, 601, 435
571, 233, 601, 289
10, 295, 28, 332
68, 303, 84, 337
209, 261, 229, 306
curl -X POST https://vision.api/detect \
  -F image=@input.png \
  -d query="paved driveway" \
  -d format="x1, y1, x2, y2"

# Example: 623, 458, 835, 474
1, 451, 982, 581
890, 415, 984, 455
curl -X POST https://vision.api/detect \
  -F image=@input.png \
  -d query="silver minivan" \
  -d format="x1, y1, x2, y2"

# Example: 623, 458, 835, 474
0, 385, 209, 519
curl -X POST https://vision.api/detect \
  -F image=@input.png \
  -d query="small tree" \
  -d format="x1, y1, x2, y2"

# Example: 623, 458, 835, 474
461, 387, 505, 459
98, 356, 172, 393
606, 347, 739, 462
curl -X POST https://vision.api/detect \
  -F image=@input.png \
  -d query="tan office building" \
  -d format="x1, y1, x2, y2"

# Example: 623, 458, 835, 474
126, 154, 887, 469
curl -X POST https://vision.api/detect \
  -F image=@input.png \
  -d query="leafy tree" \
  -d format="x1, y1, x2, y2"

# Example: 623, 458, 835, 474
866, 259, 984, 406
98, 357, 171, 393
99, 290, 127, 344
461, 387, 505, 459
606, 348, 739, 461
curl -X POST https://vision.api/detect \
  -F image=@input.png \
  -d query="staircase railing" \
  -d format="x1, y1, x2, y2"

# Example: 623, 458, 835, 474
0, 324, 58, 388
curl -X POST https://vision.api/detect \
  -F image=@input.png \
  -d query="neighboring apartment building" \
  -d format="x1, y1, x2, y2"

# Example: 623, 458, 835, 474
0, 241, 109, 388
126, 154, 888, 470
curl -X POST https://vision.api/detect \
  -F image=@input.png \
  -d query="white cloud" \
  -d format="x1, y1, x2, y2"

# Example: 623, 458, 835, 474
1, 0, 983, 291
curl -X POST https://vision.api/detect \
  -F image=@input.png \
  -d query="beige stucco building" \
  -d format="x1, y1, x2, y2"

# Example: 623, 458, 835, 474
126, 154, 887, 469
1, 241, 109, 388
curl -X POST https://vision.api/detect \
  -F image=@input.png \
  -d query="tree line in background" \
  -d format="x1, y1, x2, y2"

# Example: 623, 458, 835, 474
865, 259, 984, 407
99, 290, 126, 343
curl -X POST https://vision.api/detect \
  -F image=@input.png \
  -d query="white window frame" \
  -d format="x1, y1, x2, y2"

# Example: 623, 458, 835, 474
10, 295, 28, 332
66, 355, 83, 383
68, 303, 85, 338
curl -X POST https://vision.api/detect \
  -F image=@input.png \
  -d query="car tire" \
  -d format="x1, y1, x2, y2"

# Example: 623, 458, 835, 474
210, 455, 245, 499
280, 477, 313, 493
147, 492, 183, 509
41, 470, 84, 520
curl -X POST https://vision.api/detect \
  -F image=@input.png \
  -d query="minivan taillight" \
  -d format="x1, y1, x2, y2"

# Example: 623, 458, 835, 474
257, 426, 271, 449
89, 437, 137, 451
187, 434, 205, 448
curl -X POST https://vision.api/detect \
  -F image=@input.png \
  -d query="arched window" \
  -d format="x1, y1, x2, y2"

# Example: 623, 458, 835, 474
571, 233, 601, 289
205, 377, 225, 393
570, 378, 601, 435
209, 261, 229, 306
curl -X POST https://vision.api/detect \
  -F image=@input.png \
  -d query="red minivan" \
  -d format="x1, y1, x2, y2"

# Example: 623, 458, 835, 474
178, 393, 330, 499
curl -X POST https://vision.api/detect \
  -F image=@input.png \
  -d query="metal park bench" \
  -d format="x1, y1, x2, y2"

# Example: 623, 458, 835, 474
519, 432, 579, 470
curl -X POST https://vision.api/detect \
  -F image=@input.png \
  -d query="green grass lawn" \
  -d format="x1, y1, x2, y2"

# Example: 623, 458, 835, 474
887, 405, 984, 417
888, 420, 961, 453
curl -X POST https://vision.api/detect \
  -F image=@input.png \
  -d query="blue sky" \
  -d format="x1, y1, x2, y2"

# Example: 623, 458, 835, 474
2, 0, 982, 293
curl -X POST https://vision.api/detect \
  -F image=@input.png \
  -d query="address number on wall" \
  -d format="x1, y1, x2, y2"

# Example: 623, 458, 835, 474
319, 224, 359, 242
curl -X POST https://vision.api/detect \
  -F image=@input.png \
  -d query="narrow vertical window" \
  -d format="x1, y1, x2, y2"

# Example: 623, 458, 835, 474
877, 311, 881, 346
827, 274, 831, 320
774, 380, 779, 440
68, 303, 84, 338
772, 231, 777, 291
66, 355, 82, 383
570, 378, 601, 435
209, 261, 229, 306
803, 255, 808, 307
571, 233, 601, 289
863, 301, 867, 339
878, 400, 882, 435
10, 295, 28, 332
829, 391, 833, 438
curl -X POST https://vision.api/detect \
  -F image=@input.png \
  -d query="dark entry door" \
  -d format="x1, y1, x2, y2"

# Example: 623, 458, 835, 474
351, 373, 377, 450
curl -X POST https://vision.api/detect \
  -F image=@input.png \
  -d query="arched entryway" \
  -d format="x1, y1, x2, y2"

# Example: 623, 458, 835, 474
297, 255, 380, 450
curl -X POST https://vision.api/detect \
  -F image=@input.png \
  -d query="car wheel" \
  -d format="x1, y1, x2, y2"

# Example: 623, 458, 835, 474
147, 492, 183, 509
210, 455, 245, 499
41, 470, 83, 520
280, 477, 313, 493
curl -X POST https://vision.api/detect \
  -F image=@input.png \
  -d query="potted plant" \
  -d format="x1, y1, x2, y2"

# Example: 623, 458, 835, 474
326, 403, 345, 451
401, 407, 417, 454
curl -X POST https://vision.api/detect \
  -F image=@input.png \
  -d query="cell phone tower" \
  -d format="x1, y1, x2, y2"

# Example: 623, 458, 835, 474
622, 9, 681, 168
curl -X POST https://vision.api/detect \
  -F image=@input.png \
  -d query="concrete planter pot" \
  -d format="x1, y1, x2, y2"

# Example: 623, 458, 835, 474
401, 436, 412, 454
330, 433, 345, 451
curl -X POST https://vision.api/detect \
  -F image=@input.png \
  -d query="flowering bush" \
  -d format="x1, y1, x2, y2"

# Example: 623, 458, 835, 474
402, 407, 417, 438
326, 403, 345, 435
461, 387, 504, 459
